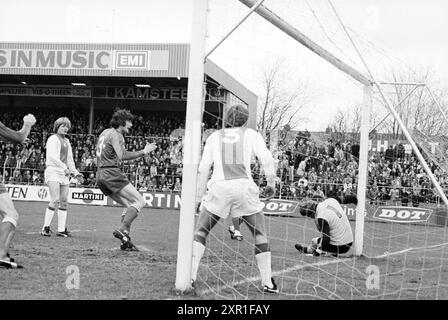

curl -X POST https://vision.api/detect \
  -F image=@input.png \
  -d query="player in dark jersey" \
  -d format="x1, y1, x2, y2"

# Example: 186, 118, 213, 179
0, 113, 36, 268
96, 109, 157, 250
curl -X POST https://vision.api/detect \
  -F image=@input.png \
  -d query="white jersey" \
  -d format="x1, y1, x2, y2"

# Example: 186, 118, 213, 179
45, 134, 79, 176
198, 127, 275, 185
315, 198, 353, 246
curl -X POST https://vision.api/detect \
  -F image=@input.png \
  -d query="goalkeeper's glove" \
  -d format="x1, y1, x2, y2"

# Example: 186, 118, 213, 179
311, 237, 321, 246
341, 194, 358, 205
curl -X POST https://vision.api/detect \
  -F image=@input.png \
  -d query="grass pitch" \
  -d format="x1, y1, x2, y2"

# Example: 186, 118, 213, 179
1, 201, 447, 300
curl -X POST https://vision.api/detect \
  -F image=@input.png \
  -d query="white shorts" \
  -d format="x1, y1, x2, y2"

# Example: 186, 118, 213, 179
45, 167, 69, 185
202, 179, 264, 219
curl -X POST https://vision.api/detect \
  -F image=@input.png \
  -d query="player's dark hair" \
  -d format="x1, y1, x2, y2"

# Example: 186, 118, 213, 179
225, 104, 249, 128
340, 194, 358, 205
110, 109, 134, 128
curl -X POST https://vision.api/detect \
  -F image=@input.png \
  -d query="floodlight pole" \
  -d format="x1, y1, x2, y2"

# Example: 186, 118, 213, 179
175, 0, 208, 292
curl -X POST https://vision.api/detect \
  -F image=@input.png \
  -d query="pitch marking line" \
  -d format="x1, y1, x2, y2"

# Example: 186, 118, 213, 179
200, 256, 353, 295
367, 241, 448, 259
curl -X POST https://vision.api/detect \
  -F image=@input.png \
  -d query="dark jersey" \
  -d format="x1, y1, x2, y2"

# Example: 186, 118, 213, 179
96, 128, 124, 168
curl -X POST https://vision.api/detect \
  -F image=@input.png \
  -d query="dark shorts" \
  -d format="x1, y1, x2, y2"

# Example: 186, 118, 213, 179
316, 238, 352, 255
96, 167, 130, 196
324, 241, 353, 255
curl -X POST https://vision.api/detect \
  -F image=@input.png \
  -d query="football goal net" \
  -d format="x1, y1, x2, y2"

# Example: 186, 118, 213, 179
175, 0, 448, 299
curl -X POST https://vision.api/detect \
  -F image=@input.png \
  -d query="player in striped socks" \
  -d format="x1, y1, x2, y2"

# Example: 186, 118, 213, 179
191, 104, 279, 294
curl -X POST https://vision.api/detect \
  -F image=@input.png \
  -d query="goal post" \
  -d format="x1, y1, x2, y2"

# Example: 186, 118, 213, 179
239, 0, 448, 251
175, 0, 209, 292
354, 85, 373, 256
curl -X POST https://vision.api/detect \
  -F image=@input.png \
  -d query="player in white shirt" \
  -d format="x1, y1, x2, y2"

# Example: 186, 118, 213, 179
191, 105, 279, 294
40, 117, 84, 237
295, 196, 355, 256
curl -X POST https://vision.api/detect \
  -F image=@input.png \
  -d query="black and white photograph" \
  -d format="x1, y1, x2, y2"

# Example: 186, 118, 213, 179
0, 0, 447, 308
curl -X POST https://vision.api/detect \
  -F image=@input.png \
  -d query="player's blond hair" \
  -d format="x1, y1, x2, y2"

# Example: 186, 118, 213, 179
53, 117, 71, 133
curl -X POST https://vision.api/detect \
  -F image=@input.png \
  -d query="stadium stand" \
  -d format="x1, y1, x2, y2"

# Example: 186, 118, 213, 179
0, 109, 218, 192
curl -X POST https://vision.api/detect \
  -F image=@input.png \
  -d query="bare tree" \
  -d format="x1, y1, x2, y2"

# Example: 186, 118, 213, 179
349, 104, 362, 134
257, 59, 311, 131
326, 108, 350, 141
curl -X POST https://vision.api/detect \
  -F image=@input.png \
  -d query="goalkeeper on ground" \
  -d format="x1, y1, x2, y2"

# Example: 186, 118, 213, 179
295, 195, 356, 257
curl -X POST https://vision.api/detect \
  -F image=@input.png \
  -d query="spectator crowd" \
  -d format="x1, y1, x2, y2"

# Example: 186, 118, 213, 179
261, 126, 448, 207
0, 108, 201, 192
1, 108, 447, 207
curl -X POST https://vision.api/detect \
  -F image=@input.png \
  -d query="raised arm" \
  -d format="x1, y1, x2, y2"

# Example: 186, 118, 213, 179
252, 131, 277, 196
197, 135, 214, 201
0, 114, 36, 144
111, 133, 157, 161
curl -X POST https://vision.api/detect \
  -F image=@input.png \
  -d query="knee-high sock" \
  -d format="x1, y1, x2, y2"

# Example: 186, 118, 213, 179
191, 241, 206, 282
57, 208, 67, 232
255, 251, 274, 288
43, 206, 56, 229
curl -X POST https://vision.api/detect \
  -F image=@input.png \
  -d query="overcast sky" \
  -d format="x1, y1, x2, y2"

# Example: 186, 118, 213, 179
1, 0, 447, 131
